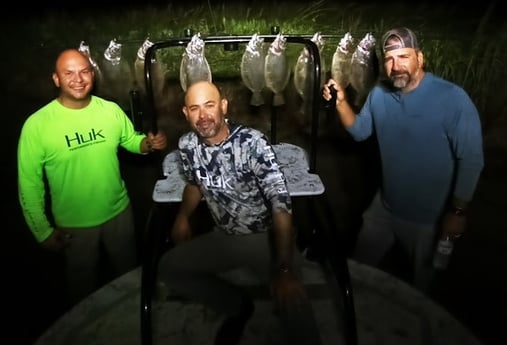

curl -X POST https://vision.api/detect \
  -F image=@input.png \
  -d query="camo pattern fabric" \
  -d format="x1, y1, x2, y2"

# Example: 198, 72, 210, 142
178, 123, 291, 235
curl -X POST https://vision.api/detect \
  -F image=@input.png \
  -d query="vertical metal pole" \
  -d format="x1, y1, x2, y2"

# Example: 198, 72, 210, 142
307, 39, 321, 173
144, 46, 157, 135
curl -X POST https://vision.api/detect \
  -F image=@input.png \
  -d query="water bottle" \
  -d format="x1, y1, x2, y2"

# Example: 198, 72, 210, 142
432, 236, 454, 270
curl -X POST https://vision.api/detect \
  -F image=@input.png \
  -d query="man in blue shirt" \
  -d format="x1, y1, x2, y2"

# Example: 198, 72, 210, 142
323, 27, 484, 292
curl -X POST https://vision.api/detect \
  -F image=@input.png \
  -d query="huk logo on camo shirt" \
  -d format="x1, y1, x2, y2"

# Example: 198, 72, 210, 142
196, 170, 234, 190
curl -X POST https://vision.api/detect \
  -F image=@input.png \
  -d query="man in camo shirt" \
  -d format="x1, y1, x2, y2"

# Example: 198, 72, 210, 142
157, 81, 322, 345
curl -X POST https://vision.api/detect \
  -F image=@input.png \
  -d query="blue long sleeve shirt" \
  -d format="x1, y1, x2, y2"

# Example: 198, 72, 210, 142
347, 72, 484, 224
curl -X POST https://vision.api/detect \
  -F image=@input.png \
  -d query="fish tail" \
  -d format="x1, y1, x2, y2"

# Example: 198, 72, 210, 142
251, 92, 265, 107
273, 93, 285, 106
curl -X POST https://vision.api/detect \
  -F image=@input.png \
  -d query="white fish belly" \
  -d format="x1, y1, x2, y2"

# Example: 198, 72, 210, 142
179, 56, 212, 92
241, 53, 265, 93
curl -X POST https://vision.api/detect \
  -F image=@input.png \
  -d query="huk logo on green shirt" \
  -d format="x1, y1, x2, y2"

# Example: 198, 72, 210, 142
65, 128, 105, 148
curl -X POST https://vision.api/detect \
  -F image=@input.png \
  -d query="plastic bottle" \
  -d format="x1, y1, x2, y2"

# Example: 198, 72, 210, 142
432, 236, 454, 270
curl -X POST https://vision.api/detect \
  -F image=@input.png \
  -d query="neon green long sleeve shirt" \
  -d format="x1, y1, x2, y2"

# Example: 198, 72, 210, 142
17, 96, 146, 242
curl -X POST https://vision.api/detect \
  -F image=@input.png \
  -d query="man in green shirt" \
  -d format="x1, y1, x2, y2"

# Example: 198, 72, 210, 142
17, 48, 167, 306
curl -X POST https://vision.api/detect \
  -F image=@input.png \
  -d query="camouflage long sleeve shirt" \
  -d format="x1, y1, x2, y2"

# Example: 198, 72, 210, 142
178, 123, 292, 235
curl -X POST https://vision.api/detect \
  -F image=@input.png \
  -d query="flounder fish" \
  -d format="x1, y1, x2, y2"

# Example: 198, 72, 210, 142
293, 32, 326, 115
179, 33, 212, 92
349, 32, 379, 108
78, 41, 102, 83
103, 38, 122, 66
134, 37, 166, 97
98, 38, 134, 109
331, 32, 354, 89
264, 33, 290, 106
240, 33, 266, 106
312, 32, 327, 88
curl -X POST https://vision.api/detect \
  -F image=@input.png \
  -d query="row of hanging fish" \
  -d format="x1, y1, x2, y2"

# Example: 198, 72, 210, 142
293, 31, 379, 112
179, 32, 292, 107
77, 31, 378, 112
241, 31, 379, 112
331, 32, 379, 109
239, 31, 378, 111
240, 33, 291, 106
78, 38, 167, 110
240, 33, 294, 107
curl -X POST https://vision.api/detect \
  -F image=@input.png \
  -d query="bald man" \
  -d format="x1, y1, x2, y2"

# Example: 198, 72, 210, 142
18, 49, 167, 306
158, 81, 323, 345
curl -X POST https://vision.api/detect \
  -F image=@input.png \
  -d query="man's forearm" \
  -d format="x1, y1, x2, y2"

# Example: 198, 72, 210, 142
19, 191, 53, 242
177, 184, 203, 219
140, 136, 154, 153
271, 211, 295, 271
336, 98, 356, 128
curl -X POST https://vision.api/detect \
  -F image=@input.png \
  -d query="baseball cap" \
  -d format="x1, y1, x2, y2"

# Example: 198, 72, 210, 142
382, 27, 419, 53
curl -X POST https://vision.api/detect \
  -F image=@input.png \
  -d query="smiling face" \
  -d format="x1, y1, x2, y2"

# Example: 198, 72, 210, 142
182, 81, 229, 146
52, 49, 95, 109
383, 41, 425, 92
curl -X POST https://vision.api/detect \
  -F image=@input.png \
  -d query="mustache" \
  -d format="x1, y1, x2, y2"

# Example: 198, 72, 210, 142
390, 71, 407, 77
197, 119, 214, 126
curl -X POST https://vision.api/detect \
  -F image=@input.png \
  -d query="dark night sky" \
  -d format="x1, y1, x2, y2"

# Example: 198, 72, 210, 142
9, 0, 495, 21
14, 0, 480, 11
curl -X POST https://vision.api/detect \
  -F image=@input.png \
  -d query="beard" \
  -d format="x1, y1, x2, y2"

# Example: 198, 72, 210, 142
389, 72, 410, 89
195, 120, 218, 139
